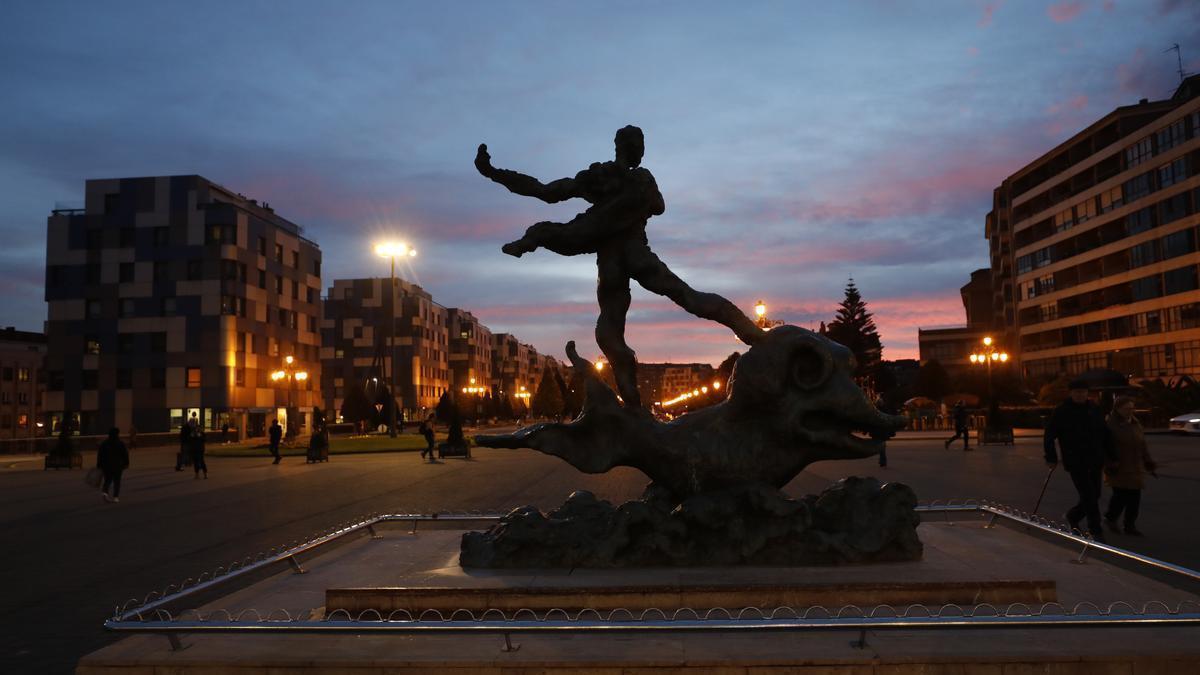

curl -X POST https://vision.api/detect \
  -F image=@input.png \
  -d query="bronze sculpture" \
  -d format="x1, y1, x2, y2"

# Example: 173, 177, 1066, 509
467, 127, 917, 567
476, 126, 762, 407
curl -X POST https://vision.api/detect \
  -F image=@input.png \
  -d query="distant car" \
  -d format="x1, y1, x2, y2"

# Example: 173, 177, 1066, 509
1168, 412, 1200, 434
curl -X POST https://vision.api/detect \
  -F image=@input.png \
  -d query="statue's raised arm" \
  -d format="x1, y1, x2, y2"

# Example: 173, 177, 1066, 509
475, 144, 584, 204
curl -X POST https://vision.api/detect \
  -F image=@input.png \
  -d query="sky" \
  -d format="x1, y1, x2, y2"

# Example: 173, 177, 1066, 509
1, 1, 1197, 365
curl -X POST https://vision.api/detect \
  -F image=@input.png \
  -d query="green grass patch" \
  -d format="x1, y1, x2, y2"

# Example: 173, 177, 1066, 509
208, 433, 441, 457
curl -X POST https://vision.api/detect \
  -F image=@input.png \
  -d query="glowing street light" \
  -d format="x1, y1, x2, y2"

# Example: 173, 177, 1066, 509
969, 336, 1009, 425
753, 299, 782, 330
373, 240, 417, 437
272, 355, 308, 440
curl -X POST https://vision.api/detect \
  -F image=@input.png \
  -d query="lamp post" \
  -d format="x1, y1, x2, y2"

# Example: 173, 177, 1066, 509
373, 241, 417, 437
969, 336, 1009, 427
753, 300, 783, 330
271, 355, 308, 441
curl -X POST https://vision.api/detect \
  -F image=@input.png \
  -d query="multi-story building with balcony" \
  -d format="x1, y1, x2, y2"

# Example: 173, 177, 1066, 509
321, 277, 449, 421
0, 328, 46, 441
44, 176, 322, 437
986, 75, 1200, 382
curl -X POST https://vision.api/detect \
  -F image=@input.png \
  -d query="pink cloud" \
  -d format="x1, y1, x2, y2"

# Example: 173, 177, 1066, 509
474, 290, 969, 365
967, 46, 980, 57
1047, 1, 1087, 22
1102, 0, 1114, 10
978, 1, 1003, 27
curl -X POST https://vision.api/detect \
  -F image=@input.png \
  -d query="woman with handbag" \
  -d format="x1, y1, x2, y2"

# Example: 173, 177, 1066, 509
97, 427, 129, 503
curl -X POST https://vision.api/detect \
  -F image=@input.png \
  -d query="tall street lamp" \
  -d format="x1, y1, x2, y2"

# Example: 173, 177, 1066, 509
271, 355, 308, 441
374, 241, 417, 437
969, 336, 1009, 425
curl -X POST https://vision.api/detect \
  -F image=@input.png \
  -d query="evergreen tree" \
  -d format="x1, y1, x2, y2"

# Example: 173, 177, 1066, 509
532, 369, 566, 419
340, 383, 375, 429
825, 278, 883, 377
563, 369, 586, 418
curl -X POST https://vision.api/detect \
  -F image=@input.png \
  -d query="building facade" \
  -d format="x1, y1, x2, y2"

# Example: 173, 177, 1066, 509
0, 328, 46, 440
984, 76, 1200, 382
636, 362, 717, 406
916, 269, 995, 378
321, 277, 450, 422
491, 333, 541, 403
447, 308, 493, 393
44, 176, 322, 436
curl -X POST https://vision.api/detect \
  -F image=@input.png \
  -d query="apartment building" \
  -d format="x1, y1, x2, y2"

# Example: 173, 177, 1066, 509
321, 277, 450, 421
984, 75, 1200, 381
447, 308, 493, 393
0, 328, 45, 440
44, 176, 321, 436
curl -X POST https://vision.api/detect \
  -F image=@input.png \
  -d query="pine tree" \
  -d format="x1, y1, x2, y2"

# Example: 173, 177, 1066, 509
532, 369, 566, 419
340, 383, 375, 429
826, 278, 882, 377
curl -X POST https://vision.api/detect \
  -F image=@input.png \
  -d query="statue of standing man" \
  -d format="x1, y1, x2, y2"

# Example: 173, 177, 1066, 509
476, 126, 762, 408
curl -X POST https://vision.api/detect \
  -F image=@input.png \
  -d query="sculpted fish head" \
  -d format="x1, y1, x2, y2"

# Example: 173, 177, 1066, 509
726, 325, 907, 463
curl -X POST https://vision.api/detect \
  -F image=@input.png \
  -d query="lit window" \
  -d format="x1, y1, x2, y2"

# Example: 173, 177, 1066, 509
186, 367, 202, 388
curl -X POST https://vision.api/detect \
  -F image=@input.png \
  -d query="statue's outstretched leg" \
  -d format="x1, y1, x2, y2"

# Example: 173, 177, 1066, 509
628, 242, 764, 345
502, 206, 612, 258
595, 247, 641, 408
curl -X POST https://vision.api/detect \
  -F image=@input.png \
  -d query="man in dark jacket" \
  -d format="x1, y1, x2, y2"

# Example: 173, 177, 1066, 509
419, 416, 436, 462
98, 427, 129, 503
1044, 379, 1115, 542
268, 419, 283, 464
944, 401, 970, 450
175, 418, 192, 471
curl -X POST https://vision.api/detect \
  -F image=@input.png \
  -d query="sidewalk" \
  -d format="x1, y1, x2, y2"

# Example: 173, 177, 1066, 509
889, 428, 1044, 441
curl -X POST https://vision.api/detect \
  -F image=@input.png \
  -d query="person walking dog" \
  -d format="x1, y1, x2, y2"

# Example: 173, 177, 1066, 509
1104, 396, 1157, 536
1044, 379, 1114, 542
97, 427, 129, 503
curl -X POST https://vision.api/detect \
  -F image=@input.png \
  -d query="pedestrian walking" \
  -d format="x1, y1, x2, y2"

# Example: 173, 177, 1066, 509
419, 416, 436, 461
1044, 379, 1115, 542
175, 417, 193, 471
128, 425, 137, 451
221, 422, 230, 445
943, 400, 970, 450
1103, 396, 1157, 537
97, 427, 129, 503
190, 428, 208, 479
268, 418, 283, 464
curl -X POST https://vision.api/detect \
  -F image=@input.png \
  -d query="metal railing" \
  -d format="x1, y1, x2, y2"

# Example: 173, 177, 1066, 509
104, 503, 1200, 652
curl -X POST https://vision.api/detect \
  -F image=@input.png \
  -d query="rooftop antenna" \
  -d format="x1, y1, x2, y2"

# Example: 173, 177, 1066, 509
1165, 43, 1191, 83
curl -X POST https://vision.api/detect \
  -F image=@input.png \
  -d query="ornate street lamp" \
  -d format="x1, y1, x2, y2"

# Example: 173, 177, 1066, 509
271, 355, 308, 441
373, 240, 417, 437
969, 336, 1009, 426
753, 300, 783, 330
